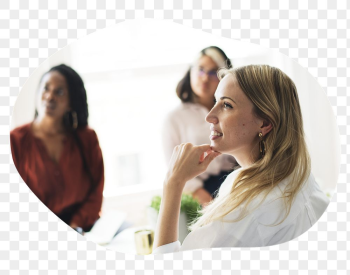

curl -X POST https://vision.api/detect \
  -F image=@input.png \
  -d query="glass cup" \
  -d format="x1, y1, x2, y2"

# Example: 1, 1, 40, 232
134, 229, 154, 255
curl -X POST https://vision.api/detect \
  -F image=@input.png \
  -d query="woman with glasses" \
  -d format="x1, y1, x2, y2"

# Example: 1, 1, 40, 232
161, 46, 236, 206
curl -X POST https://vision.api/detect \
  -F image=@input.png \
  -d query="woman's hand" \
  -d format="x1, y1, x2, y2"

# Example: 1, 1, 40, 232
164, 143, 221, 190
153, 143, 220, 250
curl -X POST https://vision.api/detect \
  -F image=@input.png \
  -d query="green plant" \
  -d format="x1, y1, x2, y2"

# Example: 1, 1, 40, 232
150, 195, 162, 211
150, 194, 202, 225
180, 194, 202, 225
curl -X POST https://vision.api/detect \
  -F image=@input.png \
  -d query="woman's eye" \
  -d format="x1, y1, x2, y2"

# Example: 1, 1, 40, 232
56, 89, 64, 96
223, 102, 232, 109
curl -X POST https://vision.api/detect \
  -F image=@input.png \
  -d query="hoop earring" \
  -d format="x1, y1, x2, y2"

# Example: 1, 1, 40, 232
259, 132, 266, 157
72, 111, 78, 129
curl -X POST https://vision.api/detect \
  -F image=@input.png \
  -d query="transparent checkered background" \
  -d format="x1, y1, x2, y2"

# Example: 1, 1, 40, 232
0, 0, 348, 274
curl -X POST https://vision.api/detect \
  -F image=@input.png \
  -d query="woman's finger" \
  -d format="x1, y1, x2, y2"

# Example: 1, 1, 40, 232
196, 144, 215, 163
202, 151, 221, 167
196, 144, 212, 152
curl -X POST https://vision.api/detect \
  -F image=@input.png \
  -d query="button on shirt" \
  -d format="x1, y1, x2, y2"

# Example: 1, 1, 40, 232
153, 169, 330, 254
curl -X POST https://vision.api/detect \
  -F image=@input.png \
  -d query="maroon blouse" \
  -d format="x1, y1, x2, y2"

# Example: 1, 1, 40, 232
10, 123, 104, 230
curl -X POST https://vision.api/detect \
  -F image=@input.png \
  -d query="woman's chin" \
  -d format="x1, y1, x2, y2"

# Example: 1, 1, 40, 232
44, 109, 64, 119
210, 143, 220, 153
44, 109, 56, 116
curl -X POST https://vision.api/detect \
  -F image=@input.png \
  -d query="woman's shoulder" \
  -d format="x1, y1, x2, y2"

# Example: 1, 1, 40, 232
205, 172, 329, 247
301, 173, 328, 198
253, 172, 329, 225
267, 172, 329, 207
76, 126, 99, 140
10, 124, 33, 162
76, 125, 96, 134
10, 123, 32, 140
297, 173, 330, 213
75, 127, 103, 152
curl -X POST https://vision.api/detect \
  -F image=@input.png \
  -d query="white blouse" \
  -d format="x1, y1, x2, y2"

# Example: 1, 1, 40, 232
153, 169, 330, 254
161, 102, 236, 193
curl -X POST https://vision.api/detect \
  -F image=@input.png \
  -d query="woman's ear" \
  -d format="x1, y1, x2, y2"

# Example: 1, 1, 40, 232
260, 120, 273, 136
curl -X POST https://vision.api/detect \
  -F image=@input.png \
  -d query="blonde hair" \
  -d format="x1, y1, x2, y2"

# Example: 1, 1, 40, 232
190, 64, 311, 230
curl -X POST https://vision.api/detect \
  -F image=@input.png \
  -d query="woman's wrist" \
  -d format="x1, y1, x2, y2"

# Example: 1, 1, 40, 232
163, 176, 186, 194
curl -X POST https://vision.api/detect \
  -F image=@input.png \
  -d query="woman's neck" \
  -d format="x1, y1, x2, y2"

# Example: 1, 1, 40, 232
33, 115, 66, 136
232, 144, 261, 169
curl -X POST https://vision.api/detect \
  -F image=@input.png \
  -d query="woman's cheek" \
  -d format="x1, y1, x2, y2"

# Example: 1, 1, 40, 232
233, 124, 251, 142
190, 72, 197, 88
210, 81, 219, 93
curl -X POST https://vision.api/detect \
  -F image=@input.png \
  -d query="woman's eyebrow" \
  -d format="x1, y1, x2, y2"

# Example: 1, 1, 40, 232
199, 65, 218, 71
220, 96, 237, 104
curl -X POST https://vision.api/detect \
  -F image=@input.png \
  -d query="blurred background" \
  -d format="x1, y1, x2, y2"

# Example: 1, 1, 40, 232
11, 20, 340, 247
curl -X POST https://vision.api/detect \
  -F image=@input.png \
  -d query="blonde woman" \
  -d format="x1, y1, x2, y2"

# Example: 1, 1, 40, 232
153, 65, 329, 253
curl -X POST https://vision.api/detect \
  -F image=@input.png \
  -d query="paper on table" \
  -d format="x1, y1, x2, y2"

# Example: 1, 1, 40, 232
84, 210, 126, 245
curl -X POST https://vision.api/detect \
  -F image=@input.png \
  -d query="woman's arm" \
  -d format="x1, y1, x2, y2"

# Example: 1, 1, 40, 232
154, 178, 183, 248
153, 143, 220, 249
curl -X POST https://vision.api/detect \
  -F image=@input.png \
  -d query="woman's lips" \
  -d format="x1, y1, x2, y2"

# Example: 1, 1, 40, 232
210, 135, 222, 140
210, 130, 223, 140
45, 103, 56, 110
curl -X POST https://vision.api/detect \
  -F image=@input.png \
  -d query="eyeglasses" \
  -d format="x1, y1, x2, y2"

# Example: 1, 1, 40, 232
193, 66, 219, 80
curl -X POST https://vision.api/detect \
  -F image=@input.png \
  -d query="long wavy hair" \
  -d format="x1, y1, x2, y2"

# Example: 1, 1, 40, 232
190, 64, 311, 230
176, 46, 232, 102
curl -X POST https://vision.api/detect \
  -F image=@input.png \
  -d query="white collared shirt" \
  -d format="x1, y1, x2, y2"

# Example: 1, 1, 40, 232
153, 169, 330, 254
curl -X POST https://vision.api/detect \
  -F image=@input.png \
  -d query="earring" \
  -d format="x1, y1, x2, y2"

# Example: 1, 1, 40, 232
182, 91, 189, 100
259, 132, 266, 157
71, 111, 78, 129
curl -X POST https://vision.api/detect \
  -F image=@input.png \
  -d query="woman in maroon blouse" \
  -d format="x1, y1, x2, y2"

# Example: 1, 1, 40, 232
10, 64, 104, 232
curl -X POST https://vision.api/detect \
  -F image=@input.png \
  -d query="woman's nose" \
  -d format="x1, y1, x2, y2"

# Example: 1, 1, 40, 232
43, 90, 55, 101
201, 73, 209, 82
206, 107, 218, 124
